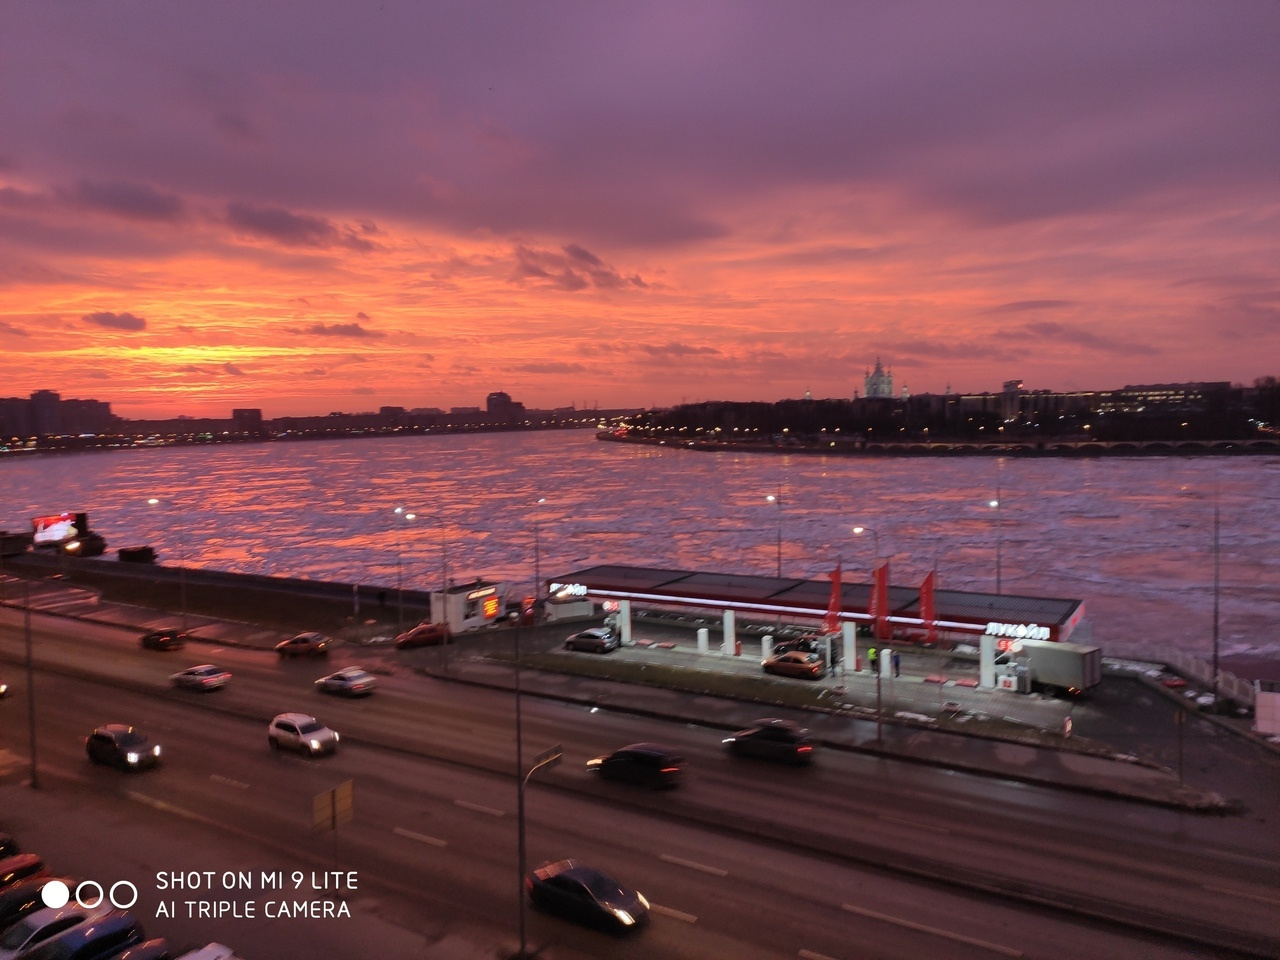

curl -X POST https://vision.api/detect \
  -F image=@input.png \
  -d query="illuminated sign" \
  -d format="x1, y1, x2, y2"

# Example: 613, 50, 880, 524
32, 513, 83, 545
549, 582, 588, 598
984, 622, 1051, 641
601, 600, 620, 613
482, 596, 500, 618
466, 586, 497, 601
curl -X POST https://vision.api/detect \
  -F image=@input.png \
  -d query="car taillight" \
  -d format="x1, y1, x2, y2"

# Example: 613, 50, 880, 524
524, 878, 533, 892
661, 766, 680, 774
797, 745, 813, 753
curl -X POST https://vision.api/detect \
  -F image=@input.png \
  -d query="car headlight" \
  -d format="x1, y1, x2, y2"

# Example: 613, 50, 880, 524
153, 745, 162, 756
611, 908, 635, 925
333, 732, 340, 742
637, 892, 649, 909
126, 752, 139, 764
310, 740, 321, 750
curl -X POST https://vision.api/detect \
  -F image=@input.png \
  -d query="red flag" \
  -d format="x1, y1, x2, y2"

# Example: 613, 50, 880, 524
873, 561, 891, 640
820, 563, 842, 634
920, 570, 937, 644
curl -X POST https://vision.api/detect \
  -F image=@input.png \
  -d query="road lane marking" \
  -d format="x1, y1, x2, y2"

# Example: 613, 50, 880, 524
659, 854, 728, 877
393, 827, 448, 848
876, 814, 950, 834
799, 951, 839, 960
650, 903, 697, 923
209, 774, 250, 790
842, 903, 1022, 957
1202, 883, 1280, 907
454, 799, 505, 817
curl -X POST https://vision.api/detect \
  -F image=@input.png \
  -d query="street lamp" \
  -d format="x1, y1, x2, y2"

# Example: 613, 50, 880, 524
852, 525, 880, 567
532, 498, 546, 621
989, 490, 1002, 595
853, 525, 883, 745
147, 498, 187, 632
766, 492, 782, 577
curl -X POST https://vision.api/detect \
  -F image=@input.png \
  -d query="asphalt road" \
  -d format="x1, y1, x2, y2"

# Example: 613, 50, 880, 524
2, 610, 1279, 958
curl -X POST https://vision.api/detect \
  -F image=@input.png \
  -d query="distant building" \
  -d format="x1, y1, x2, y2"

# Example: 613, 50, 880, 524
0, 389, 115, 437
863, 359, 894, 399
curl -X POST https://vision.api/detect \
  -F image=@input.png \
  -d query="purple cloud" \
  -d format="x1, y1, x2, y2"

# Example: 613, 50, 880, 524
83, 311, 146, 331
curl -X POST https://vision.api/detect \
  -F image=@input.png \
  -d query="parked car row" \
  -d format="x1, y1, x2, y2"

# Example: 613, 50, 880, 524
0, 835, 241, 960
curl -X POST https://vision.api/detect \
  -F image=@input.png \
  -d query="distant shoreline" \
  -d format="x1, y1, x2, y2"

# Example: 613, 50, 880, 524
597, 432, 1280, 457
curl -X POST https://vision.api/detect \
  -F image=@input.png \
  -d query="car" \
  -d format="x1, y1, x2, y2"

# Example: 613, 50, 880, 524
168, 665, 230, 691
111, 939, 173, 960
0, 877, 75, 933
526, 859, 649, 933
139, 630, 187, 652
0, 855, 47, 892
274, 633, 332, 658
563, 628, 619, 654
170, 945, 245, 960
20, 908, 146, 960
314, 667, 377, 697
762, 650, 827, 680
85, 725, 162, 771
586, 743, 683, 789
723, 718, 815, 765
267, 713, 339, 755
393, 622, 449, 649
0, 903, 108, 960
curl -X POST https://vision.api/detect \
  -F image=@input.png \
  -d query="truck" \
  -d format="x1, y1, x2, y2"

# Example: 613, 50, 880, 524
1009, 637, 1102, 696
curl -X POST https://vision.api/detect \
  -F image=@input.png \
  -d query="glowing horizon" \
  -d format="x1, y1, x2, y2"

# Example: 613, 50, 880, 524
2, 4, 1276, 419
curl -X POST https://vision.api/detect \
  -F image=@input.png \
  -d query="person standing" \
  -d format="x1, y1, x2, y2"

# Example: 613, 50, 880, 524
868, 647, 878, 675
892, 651, 901, 678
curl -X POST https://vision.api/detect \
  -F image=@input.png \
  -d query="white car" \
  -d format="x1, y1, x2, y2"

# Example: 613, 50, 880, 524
0, 903, 109, 959
268, 713, 340, 755
315, 667, 377, 697
169, 664, 232, 690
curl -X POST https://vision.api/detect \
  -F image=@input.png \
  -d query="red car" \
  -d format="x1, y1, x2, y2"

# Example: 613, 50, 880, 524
395, 622, 450, 649
0, 854, 48, 891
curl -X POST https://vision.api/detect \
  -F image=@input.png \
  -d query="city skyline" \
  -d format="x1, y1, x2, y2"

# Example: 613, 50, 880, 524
1, 4, 1277, 419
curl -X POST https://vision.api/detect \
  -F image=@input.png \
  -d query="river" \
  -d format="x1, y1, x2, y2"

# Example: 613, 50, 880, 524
2, 430, 1277, 675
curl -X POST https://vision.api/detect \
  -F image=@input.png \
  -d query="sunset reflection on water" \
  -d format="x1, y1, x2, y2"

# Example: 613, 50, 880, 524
2, 430, 1278, 663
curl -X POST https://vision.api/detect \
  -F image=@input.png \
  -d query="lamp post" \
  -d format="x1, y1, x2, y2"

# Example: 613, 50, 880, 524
766, 492, 782, 577
147, 498, 187, 632
24, 576, 39, 789
990, 491, 1003, 596
408, 511, 451, 669
853, 525, 883, 745
1212, 505, 1220, 706
393, 507, 409, 634
532, 498, 546, 622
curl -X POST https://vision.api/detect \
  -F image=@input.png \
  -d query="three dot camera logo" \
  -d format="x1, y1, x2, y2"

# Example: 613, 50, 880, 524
40, 878, 138, 910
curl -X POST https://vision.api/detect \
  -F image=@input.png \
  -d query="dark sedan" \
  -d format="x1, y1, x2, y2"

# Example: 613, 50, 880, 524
21, 908, 147, 960
139, 629, 187, 651
723, 718, 815, 764
85, 725, 162, 770
586, 743, 684, 789
526, 860, 649, 933
762, 650, 827, 680
0, 876, 74, 932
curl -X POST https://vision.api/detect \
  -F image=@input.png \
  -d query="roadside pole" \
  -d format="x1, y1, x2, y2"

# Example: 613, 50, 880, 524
25, 577, 40, 789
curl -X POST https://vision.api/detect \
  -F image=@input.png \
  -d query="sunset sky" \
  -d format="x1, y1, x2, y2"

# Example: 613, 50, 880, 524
1, 2, 1276, 418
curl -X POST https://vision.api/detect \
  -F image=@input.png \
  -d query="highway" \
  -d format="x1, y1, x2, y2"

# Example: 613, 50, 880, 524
2, 609, 1279, 958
